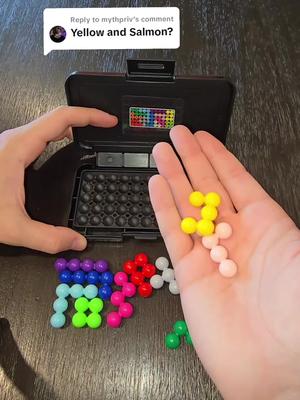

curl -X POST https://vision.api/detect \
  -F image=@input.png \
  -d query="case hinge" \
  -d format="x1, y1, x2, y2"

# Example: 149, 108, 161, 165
96, 152, 156, 168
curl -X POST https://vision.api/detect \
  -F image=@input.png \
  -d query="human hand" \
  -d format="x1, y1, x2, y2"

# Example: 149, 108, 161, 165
0, 106, 117, 253
149, 125, 300, 400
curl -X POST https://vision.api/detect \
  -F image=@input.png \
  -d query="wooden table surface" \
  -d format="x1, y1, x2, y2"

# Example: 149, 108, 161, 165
0, 1, 299, 399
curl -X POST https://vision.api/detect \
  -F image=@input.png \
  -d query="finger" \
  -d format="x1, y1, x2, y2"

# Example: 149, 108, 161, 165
18, 218, 87, 254
195, 131, 269, 210
17, 106, 118, 166
170, 125, 235, 215
25, 106, 118, 140
149, 174, 193, 264
152, 142, 199, 219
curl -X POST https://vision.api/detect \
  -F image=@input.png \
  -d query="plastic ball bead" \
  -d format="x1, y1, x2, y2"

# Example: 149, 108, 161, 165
50, 313, 66, 328
67, 258, 81, 272
201, 205, 218, 221
122, 282, 136, 298
94, 259, 109, 273
55, 283, 70, 298
205, 192, 221, 207
118, 302, 134, 318
129, 217, 139, 228
83, 284, 98, 299
69, 284, 84, 299
169, 280, 180, 295
81, 259, 94, 272
86, 271, 100, 285
150, 274, 164, 289
111, 291, 125, 306
87, 313, 102, 329
196, 219, 215, 236
173, 320, 188, 336
91, 215, 101, 225
181, 217, 197, 234
138, 282, 153, 298
94, 215, 104, 225
215, 222, 232, 240
185, 331, 193, 345
134, 253, 148, 266
101, 271, 114, 285
202, 234, 219, 250
59, 270, 72, 284
107, 311, 122, 328
142, 263, 156, 278
85, 173, 93, 181
189, 191, 205, 207
74, 297, 89, 312
123, 260, 137, 275
53, 298, 68, 313
72, 312, 87, 328
165, 332, 180, 349
219, 259, 238, 278
89, 298, 104, 313
130, 271, 144, 286
72, 270, 86, 284
98, 284, 113, 300
114, 272, 128, 286
162, 268, 175, 283
155, 256, 169, 271
54, 258, 67, 272
210, 245, 228, 263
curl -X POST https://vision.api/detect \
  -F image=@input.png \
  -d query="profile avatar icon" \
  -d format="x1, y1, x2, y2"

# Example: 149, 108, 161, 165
49, 26, 67, 43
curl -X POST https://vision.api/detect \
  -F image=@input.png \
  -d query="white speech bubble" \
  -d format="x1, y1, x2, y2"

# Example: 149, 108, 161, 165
43, 7, 180, 55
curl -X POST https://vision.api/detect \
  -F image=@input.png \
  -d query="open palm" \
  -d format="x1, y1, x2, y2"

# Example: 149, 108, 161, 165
148, 126, 300, 400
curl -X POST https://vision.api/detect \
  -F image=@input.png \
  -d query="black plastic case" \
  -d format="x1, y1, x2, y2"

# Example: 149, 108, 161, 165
65, 59, 235, 242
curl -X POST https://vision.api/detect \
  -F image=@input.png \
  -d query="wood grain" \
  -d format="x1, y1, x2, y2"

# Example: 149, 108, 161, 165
0, 0, 299, 399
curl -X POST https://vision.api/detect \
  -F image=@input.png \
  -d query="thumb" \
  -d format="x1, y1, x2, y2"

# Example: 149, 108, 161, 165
19, 219, 87, 254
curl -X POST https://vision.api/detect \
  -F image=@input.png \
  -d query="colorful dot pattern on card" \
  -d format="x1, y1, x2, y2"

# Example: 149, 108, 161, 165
129, 107, 175, 129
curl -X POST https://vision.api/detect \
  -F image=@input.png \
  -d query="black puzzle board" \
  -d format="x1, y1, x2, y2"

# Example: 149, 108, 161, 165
69, 167, 158, 241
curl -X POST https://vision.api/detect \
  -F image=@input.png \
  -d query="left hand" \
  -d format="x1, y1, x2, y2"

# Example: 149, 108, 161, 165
0, 106, 118, 253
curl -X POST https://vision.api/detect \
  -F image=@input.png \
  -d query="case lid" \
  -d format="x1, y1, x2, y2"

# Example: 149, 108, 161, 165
65, 60, 235, 152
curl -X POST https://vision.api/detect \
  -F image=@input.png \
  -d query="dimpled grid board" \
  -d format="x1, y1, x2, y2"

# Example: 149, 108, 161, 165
129, 107, 175, 129
74, 171, 158, 229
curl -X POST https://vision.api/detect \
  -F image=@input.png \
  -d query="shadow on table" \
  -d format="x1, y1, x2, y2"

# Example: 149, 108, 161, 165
0, 244, 54, 258
0, 318, 60, 400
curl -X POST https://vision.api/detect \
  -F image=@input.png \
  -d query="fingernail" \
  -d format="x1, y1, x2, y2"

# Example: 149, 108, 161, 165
71, 236, 87, 251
